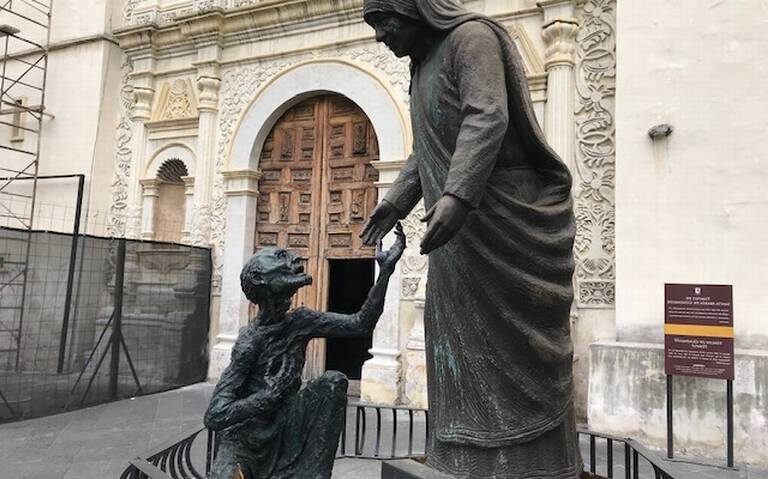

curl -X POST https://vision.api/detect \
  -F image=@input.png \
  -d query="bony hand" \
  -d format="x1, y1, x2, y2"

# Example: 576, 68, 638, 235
376, 222, 406, 273
361, 200, 400, 246
420, 194, 469, 255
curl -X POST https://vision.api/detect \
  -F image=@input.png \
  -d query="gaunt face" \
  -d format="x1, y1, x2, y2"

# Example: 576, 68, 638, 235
242, 247, 312, 304
367, 11, 426, 58
265, 248, 312, 296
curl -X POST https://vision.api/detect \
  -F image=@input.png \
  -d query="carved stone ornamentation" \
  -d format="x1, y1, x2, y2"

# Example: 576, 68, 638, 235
197, 76, 221, 112
190, 204, 213, 248
401, 277, 420, 298
399, 201, 427, 297
210, 45, 411, 292
543, 20, 580, 70
132, 87, 155, 122
340, 45, 411, 105
107, 58, 135, 237
211, 58, 302, 291
193, 0, 219, 12
155, 79, 197, 121
574, 0, 617, 307
122, 0, 139, 23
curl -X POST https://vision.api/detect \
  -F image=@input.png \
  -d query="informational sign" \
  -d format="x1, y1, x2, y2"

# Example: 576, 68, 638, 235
664, 284, 734, 380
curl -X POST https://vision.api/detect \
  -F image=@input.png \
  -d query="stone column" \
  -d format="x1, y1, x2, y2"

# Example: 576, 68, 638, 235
113, 24, 157, 238
125, 85, 154, 238
540, 0, 579, 173
209, 169, 262, 379
190, 74, 220, 246
139, 178, 159, 240
404, 296, 428, 408
179, 11, 224, 248
181, 176, 195, 244
360, 160, 406, 405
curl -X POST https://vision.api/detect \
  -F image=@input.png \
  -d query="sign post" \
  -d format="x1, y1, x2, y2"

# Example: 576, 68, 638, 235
664, 284, 734, 467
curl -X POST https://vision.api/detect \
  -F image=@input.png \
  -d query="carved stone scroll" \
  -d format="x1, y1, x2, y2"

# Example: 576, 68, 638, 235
574, 0, 617, 307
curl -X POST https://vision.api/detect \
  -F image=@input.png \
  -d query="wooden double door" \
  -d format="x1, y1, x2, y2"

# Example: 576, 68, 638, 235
254, 94, 380, 377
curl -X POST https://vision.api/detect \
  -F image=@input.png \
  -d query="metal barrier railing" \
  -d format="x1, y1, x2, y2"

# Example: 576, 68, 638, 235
121, 402, 685, 479
120, 427, 217, 479
578, 430, 685, 479
338, 402, 428, 459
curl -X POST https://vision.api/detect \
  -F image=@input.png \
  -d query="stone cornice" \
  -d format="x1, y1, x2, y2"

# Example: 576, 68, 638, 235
116, 0, 364, 52
114, 23, 157, 51
178, 9, 226, 41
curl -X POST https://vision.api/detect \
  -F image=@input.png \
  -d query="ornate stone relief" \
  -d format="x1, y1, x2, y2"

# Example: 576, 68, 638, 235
209, 58, 301, 292
574, 0, 616, 307
107, 59, 135, 237
208, 44, 410, 292
338, 45, 411, 105
400, 201, 428, 299
122, 0, 139, 23
153, 79, 198, 121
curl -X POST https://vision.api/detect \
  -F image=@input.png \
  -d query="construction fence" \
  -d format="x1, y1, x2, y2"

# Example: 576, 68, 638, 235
0, 226, 212, 422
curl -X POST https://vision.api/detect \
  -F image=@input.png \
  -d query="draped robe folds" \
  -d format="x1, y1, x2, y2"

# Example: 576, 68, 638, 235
382, 17, 581, 479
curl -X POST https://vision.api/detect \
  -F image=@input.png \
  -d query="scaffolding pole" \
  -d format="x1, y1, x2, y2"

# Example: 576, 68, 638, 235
0, 0, 52, 419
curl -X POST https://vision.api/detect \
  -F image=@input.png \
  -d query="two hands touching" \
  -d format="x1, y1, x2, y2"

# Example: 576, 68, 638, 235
360, 194, 469, 255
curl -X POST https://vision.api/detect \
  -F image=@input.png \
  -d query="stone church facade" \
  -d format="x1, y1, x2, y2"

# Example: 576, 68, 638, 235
6, 0, 766, 467
108, 0, 618, 415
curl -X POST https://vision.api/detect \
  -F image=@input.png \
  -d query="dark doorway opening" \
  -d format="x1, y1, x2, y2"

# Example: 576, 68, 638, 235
325, 259, 375, 380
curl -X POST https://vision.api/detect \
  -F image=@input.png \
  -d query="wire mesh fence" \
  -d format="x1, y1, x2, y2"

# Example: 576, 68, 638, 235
0, 225, 212, 423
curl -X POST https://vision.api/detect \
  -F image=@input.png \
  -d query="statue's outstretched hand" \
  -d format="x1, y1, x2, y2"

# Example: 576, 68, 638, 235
376, 222, 406, 273
361, 200, 400, 246
420, 194, 470, 255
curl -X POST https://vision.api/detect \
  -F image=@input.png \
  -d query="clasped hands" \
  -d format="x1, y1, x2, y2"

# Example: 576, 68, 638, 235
360, 194, 469, 255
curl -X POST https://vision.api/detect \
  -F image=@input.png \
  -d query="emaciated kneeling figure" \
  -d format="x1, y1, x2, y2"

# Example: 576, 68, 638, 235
204, 224, 405, 479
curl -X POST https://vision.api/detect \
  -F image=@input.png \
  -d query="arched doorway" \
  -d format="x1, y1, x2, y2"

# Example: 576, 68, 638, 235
154, 159, 188, 243
253, 94, 381, 381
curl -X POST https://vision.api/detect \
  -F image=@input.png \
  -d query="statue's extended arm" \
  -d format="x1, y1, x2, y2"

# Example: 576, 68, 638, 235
420, 24, 509, 254
304, 224, 405, 338
443, 23, 508, 208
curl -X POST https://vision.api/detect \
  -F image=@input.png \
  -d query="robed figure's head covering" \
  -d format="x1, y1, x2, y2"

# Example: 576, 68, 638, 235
362, 0, 573, 201
363, 0, 483, 31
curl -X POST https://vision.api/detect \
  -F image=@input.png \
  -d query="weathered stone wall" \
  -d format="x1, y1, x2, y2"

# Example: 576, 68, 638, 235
590, 342, 768, 466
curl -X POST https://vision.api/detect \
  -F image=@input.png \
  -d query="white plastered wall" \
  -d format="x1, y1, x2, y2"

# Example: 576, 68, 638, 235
0, 0, 122, 235
589, 0, 768, 466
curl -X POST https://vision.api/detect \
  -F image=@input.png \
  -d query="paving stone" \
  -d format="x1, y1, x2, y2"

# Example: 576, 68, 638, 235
1, 382, 766, 479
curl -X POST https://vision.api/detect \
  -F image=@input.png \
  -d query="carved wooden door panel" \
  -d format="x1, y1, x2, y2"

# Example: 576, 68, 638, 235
254, 95, 380, 378
321, 96, 381, 261
255, 99, 324, 310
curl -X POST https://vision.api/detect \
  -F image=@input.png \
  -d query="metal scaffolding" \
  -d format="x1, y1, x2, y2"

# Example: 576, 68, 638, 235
0, 0, 52, 417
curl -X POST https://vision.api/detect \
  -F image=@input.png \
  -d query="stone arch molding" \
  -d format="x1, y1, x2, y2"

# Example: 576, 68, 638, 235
145, 143, 196, 180
215, 60, 409, 402
227, 60, 410, 172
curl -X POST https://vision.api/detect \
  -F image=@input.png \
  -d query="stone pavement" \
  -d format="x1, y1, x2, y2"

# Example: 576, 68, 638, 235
0, 382, 765, 479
